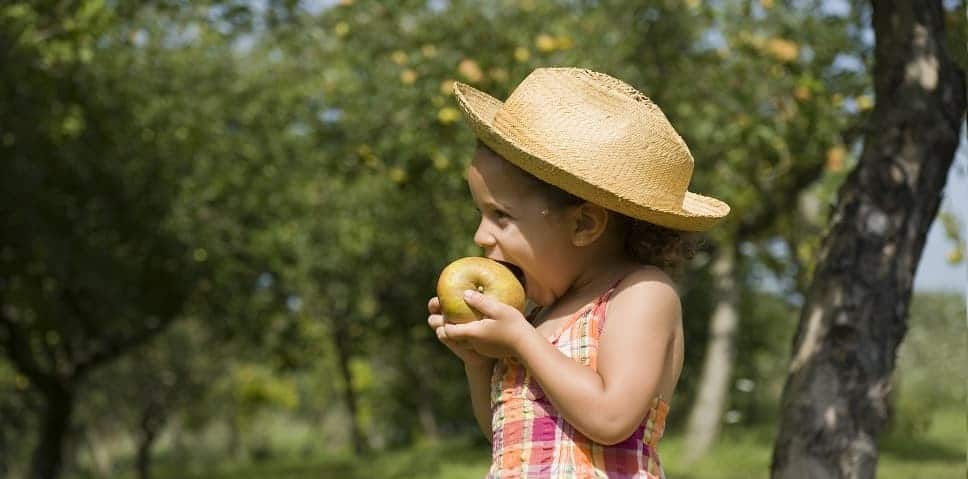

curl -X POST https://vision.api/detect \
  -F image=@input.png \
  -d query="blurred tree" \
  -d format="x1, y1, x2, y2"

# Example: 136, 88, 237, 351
0, 4, 205, 478
0, 1, 305, 476
771, 0, 966, 477
79, 319, 219, 479
0, 361, 35, 477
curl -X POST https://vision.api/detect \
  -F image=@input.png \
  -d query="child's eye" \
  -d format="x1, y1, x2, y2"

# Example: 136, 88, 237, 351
474, 206, 511, 224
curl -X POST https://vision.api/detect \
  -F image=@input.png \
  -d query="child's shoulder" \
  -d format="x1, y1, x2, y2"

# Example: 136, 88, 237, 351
615, 264, 679, 296
607, 264, 681, 327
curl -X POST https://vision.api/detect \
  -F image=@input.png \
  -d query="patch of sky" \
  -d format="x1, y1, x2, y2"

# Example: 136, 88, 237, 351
160, 23, 201, 49
819, 0, 850, 18
128, 29, 147, 47
750, 1, 767, 20
287, 295, 304, 312
841, 96, 858, 114
209, 0, 273, 37
427, 0, 450, 13
257, 272, 275, 289
232, 33, 258, 54
301, 0, 340, 16
249, 0, 270, 26
320, 108, 343, 124
915, 124, 968, 292
744, 238, 803, 306
206, 4, 231, 35
635, 6, 662, 25
800, 45, 815, 63
846, 23, 876, 48
829, 53, 865, 74
697, 27, 727, 52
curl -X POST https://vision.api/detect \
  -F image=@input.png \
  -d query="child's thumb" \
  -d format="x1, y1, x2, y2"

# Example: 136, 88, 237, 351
463, 289, 510, 319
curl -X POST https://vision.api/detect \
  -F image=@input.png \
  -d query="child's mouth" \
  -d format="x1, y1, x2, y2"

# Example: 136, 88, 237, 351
495, 260, 527, 291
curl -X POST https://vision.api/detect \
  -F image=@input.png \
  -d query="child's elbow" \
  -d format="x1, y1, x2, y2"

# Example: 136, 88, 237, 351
588, 418, 640, 446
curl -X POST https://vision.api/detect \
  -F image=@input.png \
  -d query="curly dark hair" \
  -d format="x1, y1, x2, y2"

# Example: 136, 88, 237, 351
475, 141, 698, 273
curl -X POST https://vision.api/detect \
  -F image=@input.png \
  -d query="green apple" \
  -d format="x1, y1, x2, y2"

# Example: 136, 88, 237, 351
436, 257, 526, 323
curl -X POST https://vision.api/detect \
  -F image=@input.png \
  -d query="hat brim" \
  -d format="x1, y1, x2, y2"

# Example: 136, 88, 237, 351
454, 82, 730, 232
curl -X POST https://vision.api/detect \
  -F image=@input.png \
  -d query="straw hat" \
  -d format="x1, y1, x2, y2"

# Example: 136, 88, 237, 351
453, 67, 729, 232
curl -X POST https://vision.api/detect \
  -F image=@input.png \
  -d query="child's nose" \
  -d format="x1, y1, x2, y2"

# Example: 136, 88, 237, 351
473, 219, 496, 248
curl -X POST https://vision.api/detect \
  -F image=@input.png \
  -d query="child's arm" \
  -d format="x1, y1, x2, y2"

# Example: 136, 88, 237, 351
447, 268, 678, 445
428, 297, 494, 441
465, 360, 495, 441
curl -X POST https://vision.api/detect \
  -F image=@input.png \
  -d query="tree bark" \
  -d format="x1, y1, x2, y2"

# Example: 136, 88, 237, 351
682, 244, 740, 462
136, 402, 166, 479
771, 1, 966, 478
29, 384, 74, 479
136, 436, 154, 479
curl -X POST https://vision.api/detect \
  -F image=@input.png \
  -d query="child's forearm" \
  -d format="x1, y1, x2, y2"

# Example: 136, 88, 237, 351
465, 360, 495, 441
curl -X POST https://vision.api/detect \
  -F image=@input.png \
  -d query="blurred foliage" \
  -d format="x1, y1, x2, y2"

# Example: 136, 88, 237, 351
889, 292, 967, 436
938, 210, 965, 264
0, 0, 958, 478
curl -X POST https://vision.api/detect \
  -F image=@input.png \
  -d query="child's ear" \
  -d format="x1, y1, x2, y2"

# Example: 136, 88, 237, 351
571, 203, 609, 247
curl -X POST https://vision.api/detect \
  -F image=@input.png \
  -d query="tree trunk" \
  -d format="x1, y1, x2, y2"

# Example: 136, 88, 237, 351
682, 244, 740, 463
412, 360, 441, 440
333, 320, 368, 454
770, 1, 966, 478
226, 413, 242, 459
136, 437, 153, 479
29, 384, 74, 479
136, 403, 165, 479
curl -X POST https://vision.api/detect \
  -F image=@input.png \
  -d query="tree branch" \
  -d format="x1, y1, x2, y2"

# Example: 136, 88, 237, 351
74, 317, 175, 379
0, 305, 54, 390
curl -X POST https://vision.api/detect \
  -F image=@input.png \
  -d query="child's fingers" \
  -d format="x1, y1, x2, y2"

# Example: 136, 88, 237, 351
436, 325, 466, 345
428, 296, 441, 314
462, 290, 514, 320
443, 321, 481, 342
427, 314, 445, 329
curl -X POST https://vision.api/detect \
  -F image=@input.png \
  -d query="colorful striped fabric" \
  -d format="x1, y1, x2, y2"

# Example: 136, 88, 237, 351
487, 281, 669, 479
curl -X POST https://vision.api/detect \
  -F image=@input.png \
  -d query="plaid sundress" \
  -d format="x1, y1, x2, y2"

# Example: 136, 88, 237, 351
487, 280, 669, 479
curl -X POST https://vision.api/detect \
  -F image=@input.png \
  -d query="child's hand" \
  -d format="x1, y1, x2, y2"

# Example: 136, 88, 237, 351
427, 296, 493, 367
441, 290, 532, 359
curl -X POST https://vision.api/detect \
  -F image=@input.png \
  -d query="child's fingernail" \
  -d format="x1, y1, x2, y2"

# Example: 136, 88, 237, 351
464, 290, 475, 299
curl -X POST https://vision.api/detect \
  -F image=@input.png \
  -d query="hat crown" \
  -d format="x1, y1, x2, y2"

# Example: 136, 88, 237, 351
492, 68, 694, 210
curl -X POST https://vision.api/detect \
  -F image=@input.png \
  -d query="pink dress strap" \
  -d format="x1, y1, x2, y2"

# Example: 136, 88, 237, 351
529, 276, 626, 344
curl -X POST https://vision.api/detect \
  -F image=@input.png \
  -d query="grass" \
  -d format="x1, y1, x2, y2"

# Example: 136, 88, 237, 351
127, 405, 964, 479
657, 406, 966, 479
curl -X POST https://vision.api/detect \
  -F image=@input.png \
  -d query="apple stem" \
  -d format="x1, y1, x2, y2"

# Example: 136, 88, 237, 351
477, 285, 485, 293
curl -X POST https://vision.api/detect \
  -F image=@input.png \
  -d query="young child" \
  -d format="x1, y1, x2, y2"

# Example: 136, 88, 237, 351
427, 67, 729, 478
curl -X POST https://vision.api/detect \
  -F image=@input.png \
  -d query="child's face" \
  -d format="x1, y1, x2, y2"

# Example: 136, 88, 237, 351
466, 147, 586, 307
